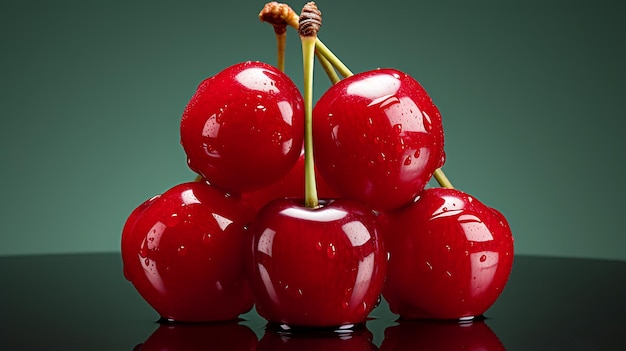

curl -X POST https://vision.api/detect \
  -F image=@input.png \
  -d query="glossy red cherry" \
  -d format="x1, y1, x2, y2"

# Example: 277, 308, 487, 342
257, 326, 377, 351
136, 321, 258, 351
247, 198, 387, 327
241, 151, 340, 212
312, 68, 445, 211
180, 61, 305, 194
381, 187, 514, 320
380, 319, 506, 351
121, 181, 255, 322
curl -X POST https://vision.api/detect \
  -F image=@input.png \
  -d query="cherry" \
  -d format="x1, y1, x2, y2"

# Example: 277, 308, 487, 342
245, 6, 387, 328
180, 60, 305, 194
380, 319, 506, 351
241, 151, 340, 212
381, 187, 514, 320
312, 68, 445, 211
258, 326, 377, 351
121, 181, 255, 322
136, 321, 258, 351
246, 198, 387, 328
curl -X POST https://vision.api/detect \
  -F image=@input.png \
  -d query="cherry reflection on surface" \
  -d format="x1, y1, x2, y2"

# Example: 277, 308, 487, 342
380, 319, 506, 351
134, 321, 257, 351
257, 324, 377, 351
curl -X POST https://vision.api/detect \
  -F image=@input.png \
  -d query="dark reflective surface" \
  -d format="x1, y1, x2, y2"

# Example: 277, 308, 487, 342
0, 253, 624, 350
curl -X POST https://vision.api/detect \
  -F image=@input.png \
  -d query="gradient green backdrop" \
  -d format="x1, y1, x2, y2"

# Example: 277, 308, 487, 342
1, 0, 624, 260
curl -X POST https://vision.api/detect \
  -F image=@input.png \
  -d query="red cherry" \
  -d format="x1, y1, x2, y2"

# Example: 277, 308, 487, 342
381, 187, 514, 320
241, 151, 340, 212
258, 327, 377, 351
121, 181, 255, 322
247, 198, 387, 327
136, 321, 258, 351
180, 61, 305, 194
312, 68, 445, 211
380, 319, 506, 351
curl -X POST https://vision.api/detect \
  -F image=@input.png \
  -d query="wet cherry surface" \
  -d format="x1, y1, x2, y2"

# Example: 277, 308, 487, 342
312, 68, 445, 211
0, 253, 624, 350
180, 61, 305, 194
382, 188, 514, 320
121, 181, 256, 322
247, 198, 387, 328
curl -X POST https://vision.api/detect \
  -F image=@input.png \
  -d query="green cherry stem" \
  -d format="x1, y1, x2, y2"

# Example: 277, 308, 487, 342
433, 168, 454, 189
299, 2, 322, 208
315, 50, 340, 84
313, 38, 353, 77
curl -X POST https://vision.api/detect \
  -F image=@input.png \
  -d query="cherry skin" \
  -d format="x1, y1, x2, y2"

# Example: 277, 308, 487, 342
241, 151, 340, 213
180, 61, 305, 194
246, 198, 387, 328
136, 321, 258, 351
380, 319, 506, 351
381, 187, 514, 320
312, 68, 445, 211
121, 181, 256, 322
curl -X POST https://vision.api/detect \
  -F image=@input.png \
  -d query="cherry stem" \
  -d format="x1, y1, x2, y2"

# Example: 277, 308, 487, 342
299, 2, 322, 208
315, 50, 340, 84
275, 30, 287, 71
313, 38, 353, 77
433, 168, 454, 189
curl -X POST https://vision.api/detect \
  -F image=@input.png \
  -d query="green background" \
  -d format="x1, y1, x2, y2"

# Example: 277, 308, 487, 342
1, 0, 624, 260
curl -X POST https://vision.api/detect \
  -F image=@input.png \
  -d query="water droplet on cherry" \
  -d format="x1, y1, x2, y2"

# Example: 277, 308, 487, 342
404, 156, 412, 165
438, 151, 446, 167
271, 131, 283, 143
202, 233, 212, 245
177, 245, 187, 256
165, 213, 180, 226
139, 243, 149, 258
396, 138, 406, 152
393, 124, 402, 134
480, 254, 487, 262
360, 301, 368, 313
327, 243, 336, 258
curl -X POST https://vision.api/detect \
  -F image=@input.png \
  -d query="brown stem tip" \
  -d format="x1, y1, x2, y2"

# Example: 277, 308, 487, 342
259, 2, 299, 33
298, 2, 322, 37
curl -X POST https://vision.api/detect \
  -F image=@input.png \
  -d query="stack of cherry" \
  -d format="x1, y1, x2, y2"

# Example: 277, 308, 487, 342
121, 1, 514, 329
